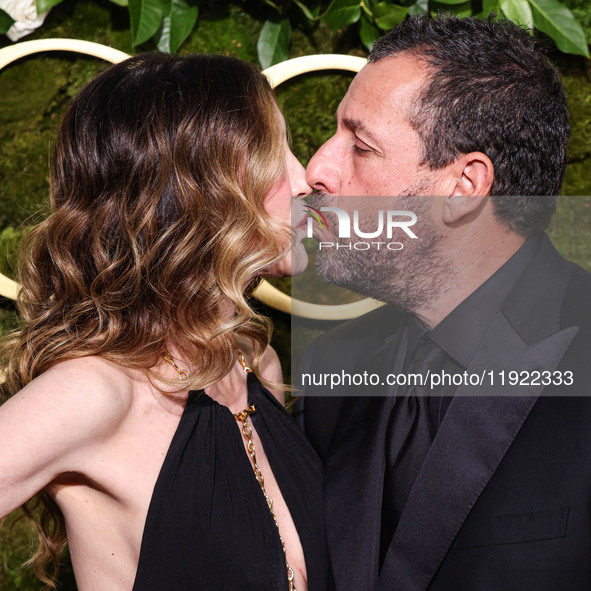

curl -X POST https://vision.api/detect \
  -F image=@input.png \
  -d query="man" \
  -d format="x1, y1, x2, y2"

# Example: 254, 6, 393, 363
298, 15, 591, 591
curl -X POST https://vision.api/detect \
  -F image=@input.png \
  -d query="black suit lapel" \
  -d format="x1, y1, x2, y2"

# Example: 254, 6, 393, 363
376, 312, 578, 591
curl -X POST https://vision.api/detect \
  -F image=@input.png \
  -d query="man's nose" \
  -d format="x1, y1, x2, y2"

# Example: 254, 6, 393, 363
306, 137, 340, 195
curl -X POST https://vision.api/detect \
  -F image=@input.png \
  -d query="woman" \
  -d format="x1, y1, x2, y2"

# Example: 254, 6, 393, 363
0, 53, 328, 591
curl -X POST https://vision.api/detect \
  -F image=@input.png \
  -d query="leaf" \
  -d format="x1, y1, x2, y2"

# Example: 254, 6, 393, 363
129, 0, 165, 47
36, 0, 65, 14
408, 0, 429, 16
431, 0, 471, 16
257, 19, 292, 69
529, 0, 589, 57
431, 0, 472, 5
293, 0, 317, 21
261, 0, 282, 11
321, 0, 361, 31
475, 0, 499, 18
156, 0, 198, 53
373, 2, 409, 30
500, 0, 533, 27
107, 0, 129, 7
359, 13, 381, 49
456, 2, 472, 17
0, 8, 14, 34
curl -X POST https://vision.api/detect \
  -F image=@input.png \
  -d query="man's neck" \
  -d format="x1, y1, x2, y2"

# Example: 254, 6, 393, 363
413, 228, 526, 329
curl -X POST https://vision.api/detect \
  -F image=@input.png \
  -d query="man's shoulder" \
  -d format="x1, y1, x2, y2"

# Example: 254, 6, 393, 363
308, 303, 404, 349
297, 304, 405, 383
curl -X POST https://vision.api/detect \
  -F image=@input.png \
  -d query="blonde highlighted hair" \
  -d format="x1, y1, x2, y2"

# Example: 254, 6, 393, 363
1, 52, 289, 586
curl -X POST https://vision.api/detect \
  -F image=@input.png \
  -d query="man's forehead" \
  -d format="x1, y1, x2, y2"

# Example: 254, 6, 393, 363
338, 54, 430, 115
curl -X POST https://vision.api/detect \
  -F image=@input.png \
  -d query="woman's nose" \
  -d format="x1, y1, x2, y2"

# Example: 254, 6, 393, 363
305, 136, 340, 195
287, 150, 312, 198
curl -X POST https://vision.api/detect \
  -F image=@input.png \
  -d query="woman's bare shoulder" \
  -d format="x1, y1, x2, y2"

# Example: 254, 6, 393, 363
5, 356, 134, 439
0, 357, 137, 517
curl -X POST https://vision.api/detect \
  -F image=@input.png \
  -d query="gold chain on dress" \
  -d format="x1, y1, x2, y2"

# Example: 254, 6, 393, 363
234, 352, 297, 591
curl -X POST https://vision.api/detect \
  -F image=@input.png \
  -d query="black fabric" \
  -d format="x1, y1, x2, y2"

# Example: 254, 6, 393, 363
377, 237, 542, 566
428, 233, 542, 370
299, 233, 591, 591
380, 337, 448, 566
133, 372, 329, 591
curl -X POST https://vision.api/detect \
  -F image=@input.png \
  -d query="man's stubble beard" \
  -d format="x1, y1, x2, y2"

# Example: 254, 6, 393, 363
311, 187, 453, 314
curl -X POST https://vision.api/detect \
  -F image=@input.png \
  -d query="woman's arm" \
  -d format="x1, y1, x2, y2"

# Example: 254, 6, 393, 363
0, 357, 130, 518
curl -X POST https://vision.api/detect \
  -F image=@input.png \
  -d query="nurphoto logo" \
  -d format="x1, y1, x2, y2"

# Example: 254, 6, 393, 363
304, 205, 418, 251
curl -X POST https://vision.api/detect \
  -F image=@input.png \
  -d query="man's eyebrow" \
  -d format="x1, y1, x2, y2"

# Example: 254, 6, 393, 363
341, 117, 380, 146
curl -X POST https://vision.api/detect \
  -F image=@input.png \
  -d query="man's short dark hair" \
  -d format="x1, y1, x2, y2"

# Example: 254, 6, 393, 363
369, 15, 570, 236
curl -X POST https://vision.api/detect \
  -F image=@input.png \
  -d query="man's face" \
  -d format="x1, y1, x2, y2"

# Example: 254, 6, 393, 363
305, 54, 451, 311
306, 54, 435, 198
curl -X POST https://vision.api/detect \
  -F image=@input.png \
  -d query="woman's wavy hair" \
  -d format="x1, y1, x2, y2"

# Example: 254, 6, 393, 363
1, 52, 289, 586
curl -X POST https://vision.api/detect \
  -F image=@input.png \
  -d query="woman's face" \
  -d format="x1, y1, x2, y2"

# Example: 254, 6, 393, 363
263, 138, 311, 277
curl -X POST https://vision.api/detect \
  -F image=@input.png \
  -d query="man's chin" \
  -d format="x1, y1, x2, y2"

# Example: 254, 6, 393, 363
314, 247, 351, 286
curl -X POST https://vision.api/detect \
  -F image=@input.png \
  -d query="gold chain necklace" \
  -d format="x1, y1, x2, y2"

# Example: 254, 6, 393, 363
234, 352, 297, 591
162, 349, 297, 590
163, 351, 189, 380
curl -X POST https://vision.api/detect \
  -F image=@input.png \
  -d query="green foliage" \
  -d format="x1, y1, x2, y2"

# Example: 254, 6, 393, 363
562, 69, 591, 186
359, 12, 381, 48
433, 0, 470, 6
0, 227, 27, 279
499, 0, 533, 28
0, 512, 40, 590
10, 0, 591, 64
156, 0, 199, 53
293, 0, 317, 20
0, 303, 18, 338
409, 0, 429, 14
36, 0, 66, 14
129, 0, 166, 46
0, 8, 14, 34
562, 0, 591, 43
277, 71, 352, 161
0, 53, 111, 231
529, 0, 589, 56
253, 0, 589, 64
373, 2, 409, 30
321, 0, 361, 30
548, 197, 591, 271
0, 510, 77, 591
257, 18, 292, 67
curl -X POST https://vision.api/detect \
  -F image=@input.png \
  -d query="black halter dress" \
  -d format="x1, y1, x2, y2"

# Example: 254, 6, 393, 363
132, 372, 329, 591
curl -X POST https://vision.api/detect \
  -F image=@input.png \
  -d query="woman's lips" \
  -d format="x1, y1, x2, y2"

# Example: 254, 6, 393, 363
294, 214, 309, 230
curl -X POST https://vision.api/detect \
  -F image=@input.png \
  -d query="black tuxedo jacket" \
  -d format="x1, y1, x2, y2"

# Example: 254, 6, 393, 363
298, 235, 591, 591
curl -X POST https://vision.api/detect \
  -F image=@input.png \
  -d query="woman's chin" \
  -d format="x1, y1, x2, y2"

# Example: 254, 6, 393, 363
266, 246, 309, 278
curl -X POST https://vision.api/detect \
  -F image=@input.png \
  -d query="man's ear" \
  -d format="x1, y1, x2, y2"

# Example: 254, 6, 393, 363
440, 152, 494, 224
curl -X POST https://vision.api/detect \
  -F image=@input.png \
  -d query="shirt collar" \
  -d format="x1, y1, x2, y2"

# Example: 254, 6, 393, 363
424, 232, 543, 368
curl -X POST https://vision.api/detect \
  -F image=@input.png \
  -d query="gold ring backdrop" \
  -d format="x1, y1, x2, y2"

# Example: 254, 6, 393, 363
0, 42, 382, 320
